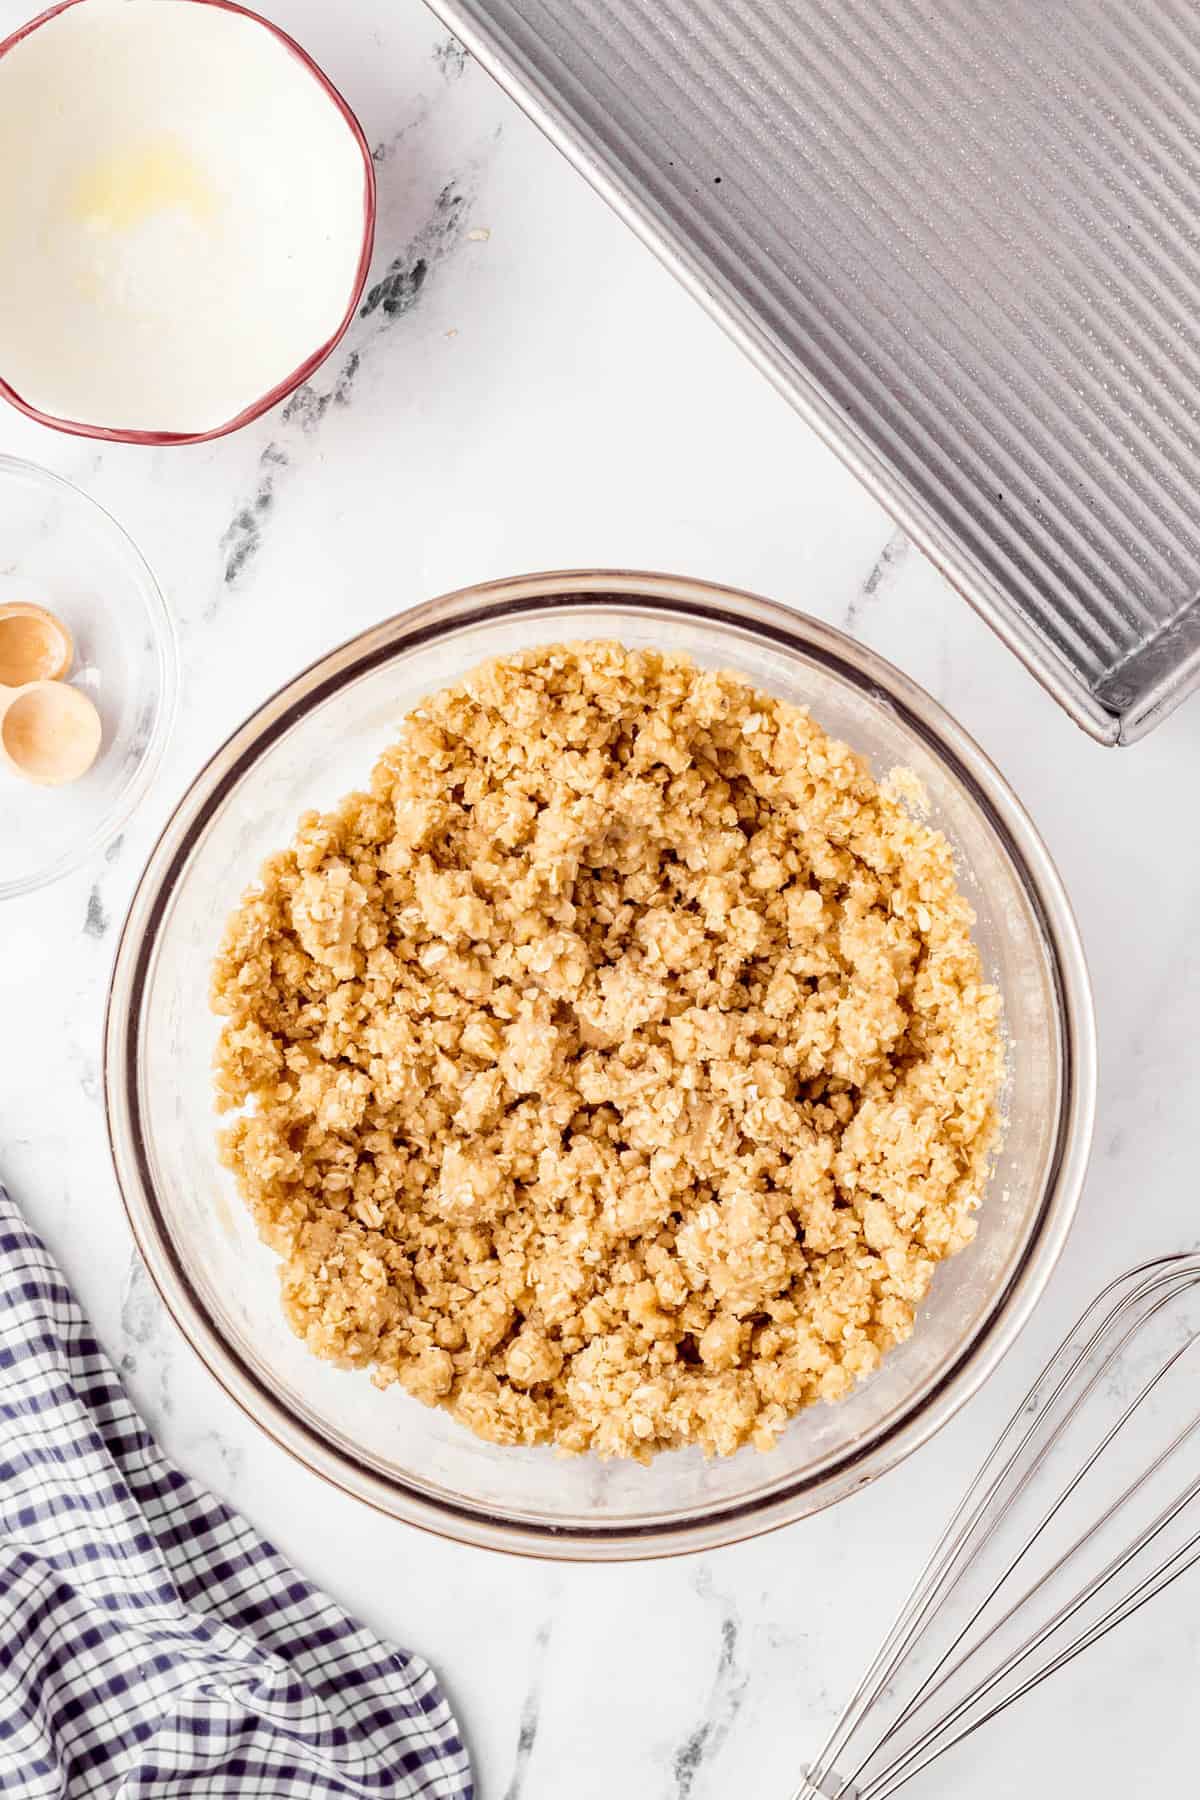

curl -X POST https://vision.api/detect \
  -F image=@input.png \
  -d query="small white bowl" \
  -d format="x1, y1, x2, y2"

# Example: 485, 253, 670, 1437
0, 0, 375, 444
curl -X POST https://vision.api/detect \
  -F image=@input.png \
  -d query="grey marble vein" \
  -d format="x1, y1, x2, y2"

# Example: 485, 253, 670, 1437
67, 1043, 99, 1104
433, 32, 468, 80
183, 1428, 246, 1498
359, 181, 468, 322
372, 110, 430, 171
118, 1249, 161, 1367
501, 1617, 552, 1800
845, 527, 910, 633
215, 177, 478, 596
83, 886, 109, 939
118, 1250, 172, 1431
218, 442, 289, 591
670, 1572, 749, 1800
81, 835, 123, 943
281, 352, 360, 436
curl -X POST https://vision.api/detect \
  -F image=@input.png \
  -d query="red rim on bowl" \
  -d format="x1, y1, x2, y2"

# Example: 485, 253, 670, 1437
0, 0, 377, 446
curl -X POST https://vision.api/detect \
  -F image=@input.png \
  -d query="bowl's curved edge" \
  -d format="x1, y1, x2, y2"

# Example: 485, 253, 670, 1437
0, 0, 377, 446
102, 568, 1097, 1559
0, 454, 180, 900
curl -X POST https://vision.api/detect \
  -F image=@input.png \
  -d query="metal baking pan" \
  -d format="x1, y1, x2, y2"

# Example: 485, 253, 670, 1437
426, 0, 1200, 744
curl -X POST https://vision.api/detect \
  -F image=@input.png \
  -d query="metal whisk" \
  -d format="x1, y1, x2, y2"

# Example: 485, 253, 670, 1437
795, 1253, 1200, 1799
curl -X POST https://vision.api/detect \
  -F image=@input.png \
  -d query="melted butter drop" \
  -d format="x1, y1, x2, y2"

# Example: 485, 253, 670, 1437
70, 134, 217, 232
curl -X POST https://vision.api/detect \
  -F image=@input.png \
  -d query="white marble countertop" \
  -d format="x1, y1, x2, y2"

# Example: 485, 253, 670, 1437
3, 2, 1200, 1795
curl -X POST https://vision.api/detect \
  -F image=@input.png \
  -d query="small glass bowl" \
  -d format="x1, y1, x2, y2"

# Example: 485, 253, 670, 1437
0, 455, 177, 898
104, 572, 1095, 1559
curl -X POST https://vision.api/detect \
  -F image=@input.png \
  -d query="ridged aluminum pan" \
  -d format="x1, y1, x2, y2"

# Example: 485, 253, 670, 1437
427, 0, 1200, 743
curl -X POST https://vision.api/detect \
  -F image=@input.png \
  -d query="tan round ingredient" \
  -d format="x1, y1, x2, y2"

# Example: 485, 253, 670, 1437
0, 602, 74, 687
211, 644, 1004, 1461
0, 679, 101, 785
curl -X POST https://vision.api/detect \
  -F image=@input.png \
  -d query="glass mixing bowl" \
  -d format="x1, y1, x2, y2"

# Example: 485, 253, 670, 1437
0, 455, 177, 898
104, 571, 1095, 1559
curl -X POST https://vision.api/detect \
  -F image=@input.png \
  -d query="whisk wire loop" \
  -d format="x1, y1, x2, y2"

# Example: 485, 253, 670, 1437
794, 1253, 1200, 1800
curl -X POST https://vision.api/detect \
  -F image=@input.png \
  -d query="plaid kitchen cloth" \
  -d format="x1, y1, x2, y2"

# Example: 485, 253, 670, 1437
0, 1183, 474, 1798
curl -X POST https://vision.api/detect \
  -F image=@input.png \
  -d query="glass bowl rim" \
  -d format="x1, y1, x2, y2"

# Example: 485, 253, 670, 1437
0, 452, 179, 899
103, 569, 1097, 1559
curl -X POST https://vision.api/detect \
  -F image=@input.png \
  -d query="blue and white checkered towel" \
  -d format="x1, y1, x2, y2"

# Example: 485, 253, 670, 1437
0, 1183, 473, 1798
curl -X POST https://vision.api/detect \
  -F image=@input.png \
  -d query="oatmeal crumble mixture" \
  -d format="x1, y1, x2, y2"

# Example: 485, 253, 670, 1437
211, 643, 1003, 1460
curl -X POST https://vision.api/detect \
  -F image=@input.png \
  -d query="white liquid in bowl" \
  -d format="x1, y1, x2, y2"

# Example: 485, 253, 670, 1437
0, 0, 370, 436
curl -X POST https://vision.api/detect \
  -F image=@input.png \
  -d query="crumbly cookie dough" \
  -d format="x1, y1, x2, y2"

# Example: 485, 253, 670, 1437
211, 643, 1003, 1460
